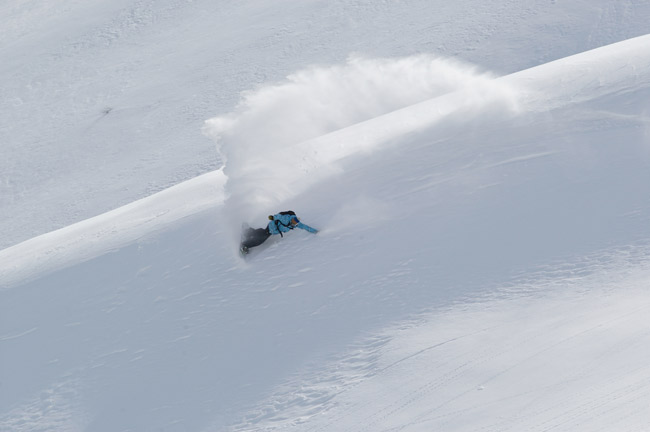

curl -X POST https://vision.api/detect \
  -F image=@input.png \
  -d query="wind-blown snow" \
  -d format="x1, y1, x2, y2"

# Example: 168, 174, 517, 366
205, 34, 650, 247
204, 55, 492, 161
204, 55, 519, 238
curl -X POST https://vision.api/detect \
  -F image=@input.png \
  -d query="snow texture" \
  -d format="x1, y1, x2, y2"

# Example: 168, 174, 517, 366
2, 1, 650, 431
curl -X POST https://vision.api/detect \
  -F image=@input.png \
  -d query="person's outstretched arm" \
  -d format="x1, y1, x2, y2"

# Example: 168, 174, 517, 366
296, 222, 318, 233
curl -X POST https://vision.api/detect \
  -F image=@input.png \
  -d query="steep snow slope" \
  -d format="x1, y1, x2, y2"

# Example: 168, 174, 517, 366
2, 35, 650, 431
0, 170, 225, 288
2, 0, 650, 249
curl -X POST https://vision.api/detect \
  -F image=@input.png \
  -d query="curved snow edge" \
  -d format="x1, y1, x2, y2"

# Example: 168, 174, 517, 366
0, 170, 227, 290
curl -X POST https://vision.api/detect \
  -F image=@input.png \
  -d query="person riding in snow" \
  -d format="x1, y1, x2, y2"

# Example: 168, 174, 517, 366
240, 211, 318, 255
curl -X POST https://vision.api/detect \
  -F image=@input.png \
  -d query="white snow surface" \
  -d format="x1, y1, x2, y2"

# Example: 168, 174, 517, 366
2, 0, 650, 248
3, 2, 650, 431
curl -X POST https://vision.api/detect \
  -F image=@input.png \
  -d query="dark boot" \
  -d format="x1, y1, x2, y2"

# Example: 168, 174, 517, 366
241, 226, 271, 249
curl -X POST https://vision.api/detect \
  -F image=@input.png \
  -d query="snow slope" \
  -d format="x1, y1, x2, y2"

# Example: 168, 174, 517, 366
2, 32, 650, 432
2, 0, 650, 249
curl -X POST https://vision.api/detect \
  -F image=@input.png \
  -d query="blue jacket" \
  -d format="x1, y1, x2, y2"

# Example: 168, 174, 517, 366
268, 213, 318, 236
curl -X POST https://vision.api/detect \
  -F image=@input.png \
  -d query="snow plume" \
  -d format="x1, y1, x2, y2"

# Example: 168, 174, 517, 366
203, 55, 517, 237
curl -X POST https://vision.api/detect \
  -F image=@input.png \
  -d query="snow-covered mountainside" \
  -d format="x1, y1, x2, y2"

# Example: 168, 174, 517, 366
3, 23, 650, 432
2, 0, 650, 249
4, 0, 650, 430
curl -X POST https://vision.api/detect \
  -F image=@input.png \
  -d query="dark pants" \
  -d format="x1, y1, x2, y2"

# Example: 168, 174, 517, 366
241, 225, 271, 248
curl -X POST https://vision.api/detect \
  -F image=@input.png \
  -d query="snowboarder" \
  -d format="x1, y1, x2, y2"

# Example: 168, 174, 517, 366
240, 211, 318, 255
